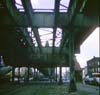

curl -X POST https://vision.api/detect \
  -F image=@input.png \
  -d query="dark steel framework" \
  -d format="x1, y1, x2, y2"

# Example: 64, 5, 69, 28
0, 0, 99, 93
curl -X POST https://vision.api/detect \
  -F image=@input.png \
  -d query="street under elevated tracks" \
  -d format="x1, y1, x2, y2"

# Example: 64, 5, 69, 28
0, 0, 99, 94
0, 82, 99, 95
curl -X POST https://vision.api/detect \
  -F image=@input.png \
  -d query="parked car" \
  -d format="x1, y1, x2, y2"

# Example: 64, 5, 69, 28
84, 75, 100, 86
94, 77, 100, 86
93, 73, 100, 86
84, 76, 95, 84
62, 79, 70, 83
39, 77, 50, 81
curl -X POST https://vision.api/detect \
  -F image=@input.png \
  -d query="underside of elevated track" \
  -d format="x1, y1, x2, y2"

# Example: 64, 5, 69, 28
0, 0, 99, 93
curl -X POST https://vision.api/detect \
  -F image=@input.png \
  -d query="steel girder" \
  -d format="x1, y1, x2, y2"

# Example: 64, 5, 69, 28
1, 0, 99, 65
2, 0, 99, 56
3, 1, 98, 28
52, 0, 60, 54
0, 13, 98, 28
19, 28, 35, 54
21, 0, 42, 53
59, 28, 69, 54
68, 33, 77, 92
64, 0, 93, 92
67, 0, 88, 25
59, 0, 99, 55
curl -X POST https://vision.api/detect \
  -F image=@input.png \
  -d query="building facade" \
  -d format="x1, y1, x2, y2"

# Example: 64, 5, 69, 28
74, 56, 82, 82
82, 66, 87, 79
87, 57, 100, 77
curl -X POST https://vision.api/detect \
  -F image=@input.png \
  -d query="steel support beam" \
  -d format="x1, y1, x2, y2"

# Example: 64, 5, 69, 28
67, 0, 88, 25
2, 0, 99, 27
18, 67, 20, 83
1, 13, 98, 27
21, 0, 42, 53
5, 0, 27, 25
59, 28, 69, 54
68, 34, 77, 93
27, 66, 30, 83
54, 67, 57, 82
59, 66, 63, 84
12, 66, 15, 83
19, 28, 35, 53
59, 0, 89, 55
52, 0, 60, 54
1, 12, 98, 27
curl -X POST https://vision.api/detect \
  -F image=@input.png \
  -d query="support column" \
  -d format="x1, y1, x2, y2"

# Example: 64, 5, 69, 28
33, 68, 35, 80
12, 66, 15, 83
36, 69, 38, 81
50, 68, 52, 83
68, 34, 77, 92
27, 66, 30, 83
18, 67, 20, 83
59, 66, 62, 84
34, 68, 37, 80
55, 67, 57, 82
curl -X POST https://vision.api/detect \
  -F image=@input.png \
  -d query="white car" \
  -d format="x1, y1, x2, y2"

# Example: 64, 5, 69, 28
62, 79, 70, 83
84, 76, 95, 84
94, 77, 100, 85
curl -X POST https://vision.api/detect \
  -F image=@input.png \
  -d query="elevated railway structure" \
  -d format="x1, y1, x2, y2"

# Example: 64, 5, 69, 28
0, 0, 99, 92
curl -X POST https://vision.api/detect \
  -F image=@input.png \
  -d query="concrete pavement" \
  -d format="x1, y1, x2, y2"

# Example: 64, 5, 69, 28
77, 83, 99, 95
0, 82, 99, 95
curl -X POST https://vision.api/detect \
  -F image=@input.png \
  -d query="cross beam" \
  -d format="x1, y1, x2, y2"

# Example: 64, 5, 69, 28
3, 0, 99, 27
59, 28, 69, 54
59, 0, 90, 55
67, 0, 88, 25
52, 0, 60, 54
21, 0, 42, 53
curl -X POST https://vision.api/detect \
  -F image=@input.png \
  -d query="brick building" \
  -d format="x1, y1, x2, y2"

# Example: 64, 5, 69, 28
87, 57, 100, 77
74, 56, 82, 82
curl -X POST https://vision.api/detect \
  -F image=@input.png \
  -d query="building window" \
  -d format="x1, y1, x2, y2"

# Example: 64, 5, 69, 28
98, 68, 100, 72
93, 68, 95, 72
96, 68, 98, 72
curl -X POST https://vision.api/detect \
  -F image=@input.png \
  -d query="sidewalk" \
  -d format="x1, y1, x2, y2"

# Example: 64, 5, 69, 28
77, 83, 99, 95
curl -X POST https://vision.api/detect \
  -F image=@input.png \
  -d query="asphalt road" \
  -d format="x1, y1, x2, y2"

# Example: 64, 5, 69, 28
0, 82, 99, 95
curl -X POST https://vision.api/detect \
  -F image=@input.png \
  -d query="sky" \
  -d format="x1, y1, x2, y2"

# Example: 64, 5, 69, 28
15, 0, 70, 12
76, 27, 99, 68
